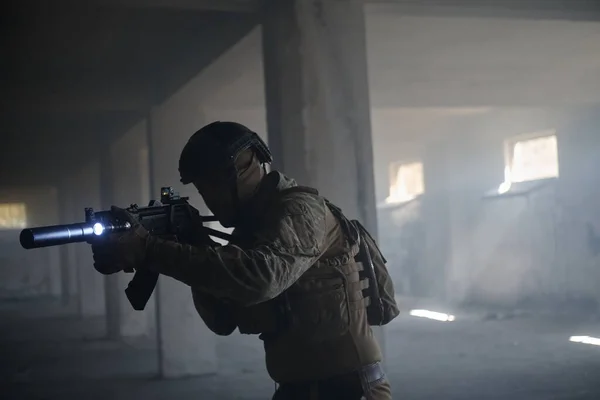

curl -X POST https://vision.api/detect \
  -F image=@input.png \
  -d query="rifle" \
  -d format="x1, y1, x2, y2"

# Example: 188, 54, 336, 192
19, 186, 231, 311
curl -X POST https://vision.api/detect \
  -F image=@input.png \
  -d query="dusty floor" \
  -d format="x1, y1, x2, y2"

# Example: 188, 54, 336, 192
2, 297, 600, 400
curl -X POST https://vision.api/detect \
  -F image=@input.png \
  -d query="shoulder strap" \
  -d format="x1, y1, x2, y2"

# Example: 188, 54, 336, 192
278, 186, 319, 196
351, 220, 387, 264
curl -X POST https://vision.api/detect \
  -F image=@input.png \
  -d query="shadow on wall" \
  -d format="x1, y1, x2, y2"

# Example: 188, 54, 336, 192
464, 183, 600, 313
378, 182, 600, 312
467, 189, 541, 308
374, 107, 600, 312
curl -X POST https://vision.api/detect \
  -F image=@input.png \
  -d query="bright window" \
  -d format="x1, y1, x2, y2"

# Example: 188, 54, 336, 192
498, 131, 559, 194
0, 203, 27, 229
386, 161, 424, 204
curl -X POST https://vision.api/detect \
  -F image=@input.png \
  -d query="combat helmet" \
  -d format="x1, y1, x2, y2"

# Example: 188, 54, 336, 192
178, 121, 272, 185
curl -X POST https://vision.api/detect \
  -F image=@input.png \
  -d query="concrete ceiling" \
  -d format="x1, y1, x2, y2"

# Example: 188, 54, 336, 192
2, 0, 599, 187
2, 2, 257, 115
367, 13, 600, 107
0, 0, 257, 186
368, 0, 600, 21
76, 0, 600, 20
208, 10, 600, 109
81, 0, 262, 12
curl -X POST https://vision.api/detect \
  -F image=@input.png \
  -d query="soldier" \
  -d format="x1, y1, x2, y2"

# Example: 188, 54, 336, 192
91, 121, 398, 399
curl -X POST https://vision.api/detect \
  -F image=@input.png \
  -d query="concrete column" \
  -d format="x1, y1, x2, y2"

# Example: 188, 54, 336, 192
74, 160, 106, 317
261, 0, 385, 353
99, 150, 121, 339
148, 107, 218, 378
110, 121, 156, 338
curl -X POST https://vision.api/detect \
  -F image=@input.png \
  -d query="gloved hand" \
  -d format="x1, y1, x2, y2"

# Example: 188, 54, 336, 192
91, 206, 150, 275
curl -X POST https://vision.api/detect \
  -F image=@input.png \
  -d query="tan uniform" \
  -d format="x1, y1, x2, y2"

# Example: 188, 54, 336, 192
144, 171, 395, 399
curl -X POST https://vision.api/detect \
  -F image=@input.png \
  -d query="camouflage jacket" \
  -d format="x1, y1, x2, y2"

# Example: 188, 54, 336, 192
145, 171, 387, 382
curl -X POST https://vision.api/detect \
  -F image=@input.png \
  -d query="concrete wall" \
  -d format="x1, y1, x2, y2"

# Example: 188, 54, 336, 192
370, 108, 492, 204
371, 108, 488, 297
374, 107, 600, 310
454, 108, 600, 309
0, 186, 61, 299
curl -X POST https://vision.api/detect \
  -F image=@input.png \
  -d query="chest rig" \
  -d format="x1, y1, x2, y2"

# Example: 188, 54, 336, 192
231, 186, 385, 338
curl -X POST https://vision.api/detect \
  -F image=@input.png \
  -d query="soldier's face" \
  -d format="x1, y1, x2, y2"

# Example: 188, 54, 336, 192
193, 175, 237, 228
191, 150, 263, 228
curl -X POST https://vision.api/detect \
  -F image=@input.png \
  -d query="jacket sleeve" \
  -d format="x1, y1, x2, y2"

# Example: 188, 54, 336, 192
144, 194, 330, 306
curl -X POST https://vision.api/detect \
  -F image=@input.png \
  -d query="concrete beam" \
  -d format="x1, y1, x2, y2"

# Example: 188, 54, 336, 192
208, 86, 600, 110
0, 137, 103, 189
53, 0, 261, 12
2, 83, 155, 114
28, 0, 600, 19
367, 0, 600, 21
0, 112, 142, 170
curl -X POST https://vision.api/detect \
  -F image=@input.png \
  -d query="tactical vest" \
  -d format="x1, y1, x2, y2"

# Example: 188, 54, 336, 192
230, 187, 396, 382
232, 222, 364, 338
